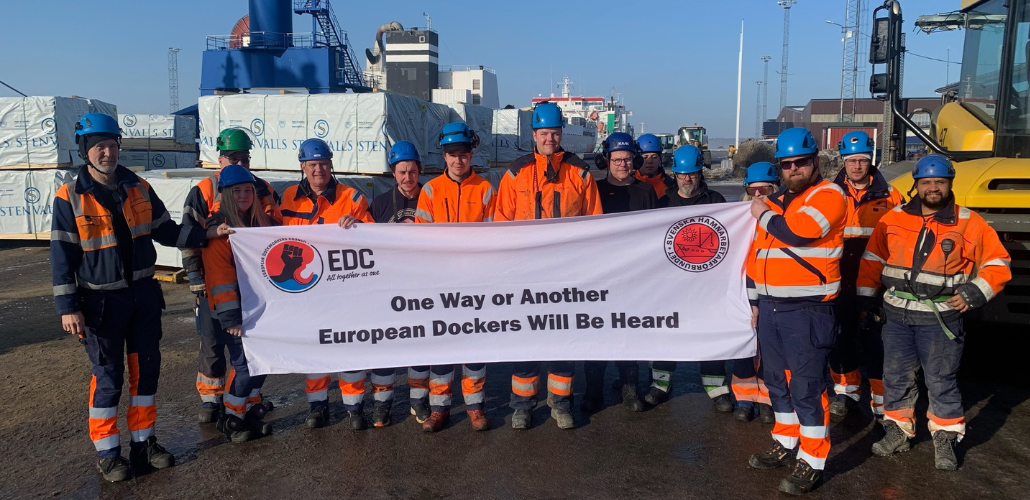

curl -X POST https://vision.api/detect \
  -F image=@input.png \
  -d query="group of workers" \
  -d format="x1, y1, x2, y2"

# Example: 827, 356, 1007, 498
51, 103, 1011, 495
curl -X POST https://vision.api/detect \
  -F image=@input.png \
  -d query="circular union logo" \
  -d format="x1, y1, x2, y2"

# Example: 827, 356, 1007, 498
250, 118, 264, 136
314, 119, 329, 138
122, 114, 137, 127
261, 238, 323, 293
664, 216, 730, 272
41, 118, 56, 135
24, 187, 41, 204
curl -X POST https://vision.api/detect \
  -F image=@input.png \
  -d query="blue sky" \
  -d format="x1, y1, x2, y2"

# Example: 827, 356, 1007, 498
0, 0, 963, 137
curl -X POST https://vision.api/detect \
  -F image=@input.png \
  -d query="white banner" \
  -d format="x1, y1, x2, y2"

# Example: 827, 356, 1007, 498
230, 203, 758, 375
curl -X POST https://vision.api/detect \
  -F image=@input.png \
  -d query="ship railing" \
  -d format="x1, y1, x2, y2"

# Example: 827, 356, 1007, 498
205, 32, 332, 50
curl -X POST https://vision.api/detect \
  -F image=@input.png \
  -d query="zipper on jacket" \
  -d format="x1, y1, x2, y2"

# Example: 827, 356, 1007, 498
444, 198, 451, 222
553, 191, 561, 219
535, 191, 542, 219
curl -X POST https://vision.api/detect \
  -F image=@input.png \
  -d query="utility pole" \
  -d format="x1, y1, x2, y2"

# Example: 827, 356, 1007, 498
761, 55, 772, 124
168, 48, 181, 113
755, 81, 763, 139
778, 0, 796, 113
735, 20, 744, 149
639, 122, 646, 134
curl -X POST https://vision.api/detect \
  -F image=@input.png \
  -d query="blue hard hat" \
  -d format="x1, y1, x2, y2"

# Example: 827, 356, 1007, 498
389, 141, 421, 166
838, 130, 874, 156
298, 138, 333, 162
603, 132, 637, 156
912, 154, 955, 179
775, 127, 818, 159
671, 145, 704, 174
532, 102, 563, 129
636, 134, 662, 154
74, 113, 121, 141
439, 122, 479, 151
217, 164, 256, 189
744, 162, 779, 185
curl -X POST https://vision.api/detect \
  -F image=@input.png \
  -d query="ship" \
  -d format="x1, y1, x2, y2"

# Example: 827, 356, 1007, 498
530, 76, 634, 156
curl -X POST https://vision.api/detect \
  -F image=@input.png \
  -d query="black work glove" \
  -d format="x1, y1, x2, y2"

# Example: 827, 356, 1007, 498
857, 297, 885, 328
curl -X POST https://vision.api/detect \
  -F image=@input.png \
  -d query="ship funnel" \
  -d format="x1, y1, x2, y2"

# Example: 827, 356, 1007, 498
248, 0, 292, 49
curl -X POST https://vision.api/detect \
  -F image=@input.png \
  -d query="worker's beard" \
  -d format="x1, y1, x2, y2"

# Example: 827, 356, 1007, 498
783, 169, 818, 193
679, 184, 699, 198
920, 190, 952, 211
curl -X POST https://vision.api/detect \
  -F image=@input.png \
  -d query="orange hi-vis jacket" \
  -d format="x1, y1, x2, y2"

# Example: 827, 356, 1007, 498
634, 170, 676, 200
747, 178, 848, 303
181, 171, 281, 276
414, 171, 496, 223
857, 197, 1011, 325
494, 149, 602, 221
279, 178, 374, 226
833, 169, 905, 240
202, 236, 244, 329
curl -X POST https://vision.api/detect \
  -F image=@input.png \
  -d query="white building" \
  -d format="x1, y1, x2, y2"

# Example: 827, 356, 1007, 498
437, 66, 500, 108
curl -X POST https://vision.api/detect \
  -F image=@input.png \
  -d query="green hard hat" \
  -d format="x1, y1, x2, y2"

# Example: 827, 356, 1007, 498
216, 128, 253, 152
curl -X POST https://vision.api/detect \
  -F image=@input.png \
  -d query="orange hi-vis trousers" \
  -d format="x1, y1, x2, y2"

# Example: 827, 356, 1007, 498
82, 281, 164, 458
305, 369, 397, 410
408, 365, 487, 412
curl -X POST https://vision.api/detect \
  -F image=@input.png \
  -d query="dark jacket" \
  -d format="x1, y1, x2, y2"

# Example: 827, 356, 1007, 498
665, 179, 727, 207
596, 178, 659, 214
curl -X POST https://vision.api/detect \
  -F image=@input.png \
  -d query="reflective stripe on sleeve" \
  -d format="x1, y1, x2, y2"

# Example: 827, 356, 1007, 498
54, 283, 78, 296
51, 230, 80, 244
756, 246, 843, 259
798, 205, 831, 237
844, 226, 874, 237
211, 283, 239, 295
862, 250, 886, 265
970, 276, 995, 301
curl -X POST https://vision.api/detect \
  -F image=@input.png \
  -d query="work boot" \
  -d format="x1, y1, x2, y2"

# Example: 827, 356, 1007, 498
345, 410, 367, 431
829, 394, 853, 422
198, 402, 221, 424
712, 394, 735, 413
219, 414, 255, 443
410, 401, 431, 424
97, 456, 132, 482
129, 436, 175, 470
467, 409, 489, 431
758, 403, 775, 424
749, 441, 795, 469
261, 399, 274, 413
621, 384, 644, 412
511, 409, 532, 430
422, 410, 449, 433
933, 431, 959, 471
244, 405, 273, 438
551, 407, 575, 429
735, 405, 754, 422
618, 364, 644, 412
372, 404, 392, 428
305, 404, 329, 429
643, 387, 670, 406
871, 420, 911, 457
779, 458, 822, 495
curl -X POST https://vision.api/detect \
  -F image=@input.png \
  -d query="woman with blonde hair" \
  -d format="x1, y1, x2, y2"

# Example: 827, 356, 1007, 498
733, 162, 779, 422
202, 164, 276, 442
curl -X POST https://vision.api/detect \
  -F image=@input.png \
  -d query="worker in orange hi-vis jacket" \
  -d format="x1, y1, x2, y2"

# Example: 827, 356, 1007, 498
407, 122, 496, 434
859, 155, 1010, 472
182, 128, 281, 425
826, 130, 905, 422
276, 138, 393, 432
744, 127, 847, 496
494, 102, 602, 431
202, 164, 279, 445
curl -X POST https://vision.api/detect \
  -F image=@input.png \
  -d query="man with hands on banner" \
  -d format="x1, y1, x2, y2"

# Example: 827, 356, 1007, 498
278, 138, 391, 431
745, 127, 847, 495
202, 164, 278, 444
580, 132, 657, 414
183, 127, 282, 425
408, 122, 496, 433
52, 113, 234, 481
494, 101, 603, 430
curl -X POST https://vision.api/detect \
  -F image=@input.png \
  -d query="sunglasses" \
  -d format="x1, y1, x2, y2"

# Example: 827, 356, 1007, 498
747, 185, 776, 196
779, 157, 814, 170
225, 153, 251, 164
